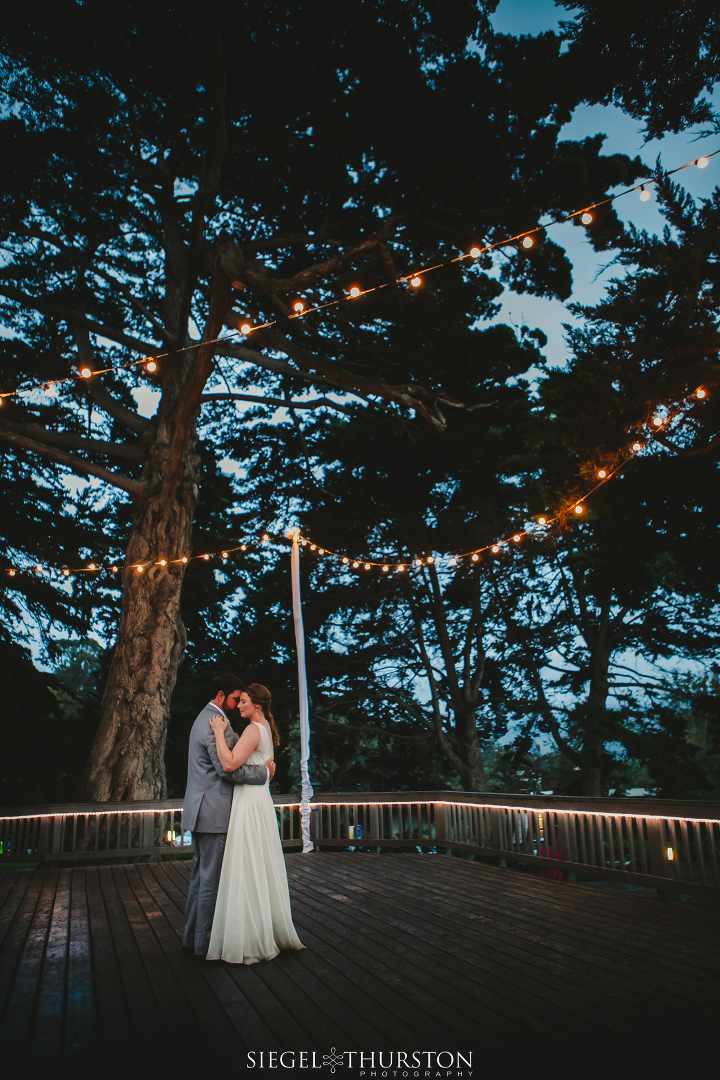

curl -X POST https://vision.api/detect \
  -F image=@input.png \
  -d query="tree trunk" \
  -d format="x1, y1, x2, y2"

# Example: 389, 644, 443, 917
453, 710, 488, 792
82, 393, 202, 801
578, 621, 612, 798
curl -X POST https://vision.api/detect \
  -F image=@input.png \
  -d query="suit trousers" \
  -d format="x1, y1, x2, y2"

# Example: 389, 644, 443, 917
183, 831, 226, 954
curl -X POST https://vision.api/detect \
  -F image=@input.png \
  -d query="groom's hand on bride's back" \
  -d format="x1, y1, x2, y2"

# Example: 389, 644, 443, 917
266, 758, 276, 780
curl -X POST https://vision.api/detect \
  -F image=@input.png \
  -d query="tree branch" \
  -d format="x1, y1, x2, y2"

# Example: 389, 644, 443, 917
200, 391, 354, 414
0, 286, 159, 355
0, 418, 143, 463
0, 422, 144, 497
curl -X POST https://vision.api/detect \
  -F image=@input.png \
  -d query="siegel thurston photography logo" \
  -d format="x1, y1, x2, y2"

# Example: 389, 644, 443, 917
246, 1049, 474, 1076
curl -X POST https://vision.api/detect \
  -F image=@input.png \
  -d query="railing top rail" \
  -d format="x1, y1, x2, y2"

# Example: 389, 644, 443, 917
1, 791, 719, 823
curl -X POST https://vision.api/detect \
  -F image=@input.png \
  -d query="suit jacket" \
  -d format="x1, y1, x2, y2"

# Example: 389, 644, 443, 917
181, 704, 269, 833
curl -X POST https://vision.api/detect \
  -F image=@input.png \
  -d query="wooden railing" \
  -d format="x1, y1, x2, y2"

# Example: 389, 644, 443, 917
1, 792, 719, 899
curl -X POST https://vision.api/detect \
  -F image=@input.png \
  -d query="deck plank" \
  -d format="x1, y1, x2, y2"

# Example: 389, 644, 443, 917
0, 851, 717, 1076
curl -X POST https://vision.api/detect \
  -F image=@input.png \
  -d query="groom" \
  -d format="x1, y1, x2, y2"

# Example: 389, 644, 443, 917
181, 672, 275, 958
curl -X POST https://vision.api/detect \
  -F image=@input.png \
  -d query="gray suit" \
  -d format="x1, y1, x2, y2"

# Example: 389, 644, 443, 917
181, 704, 269, 955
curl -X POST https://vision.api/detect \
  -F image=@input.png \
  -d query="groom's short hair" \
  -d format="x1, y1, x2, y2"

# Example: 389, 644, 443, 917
210, 672, 246, 699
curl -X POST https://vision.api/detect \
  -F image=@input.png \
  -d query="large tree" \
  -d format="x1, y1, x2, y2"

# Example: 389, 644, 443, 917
0, 1, 692, 799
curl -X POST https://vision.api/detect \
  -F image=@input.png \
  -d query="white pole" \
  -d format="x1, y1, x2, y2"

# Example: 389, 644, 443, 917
291, 536, 314, 852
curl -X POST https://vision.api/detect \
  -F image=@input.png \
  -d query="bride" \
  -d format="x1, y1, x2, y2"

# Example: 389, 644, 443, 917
206, 683, 305, 964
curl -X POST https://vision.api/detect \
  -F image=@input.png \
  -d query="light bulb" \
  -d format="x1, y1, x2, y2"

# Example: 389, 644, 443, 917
415, 559, 423, 566
318, 548, 325, 555
632, 442, 642, 452
696, 388, 707, 399
35, 565, 42, 572
398, 564, 405, 572
293, 301, 304, 312
240, 323, 252, 334
137, 565, 144, 573
652, 416, 663, 427
221, 552, 228, 560
538, 516, 546, 526
639, 187, 651, 202
342, 557, 349, 564
80, 367, 92, 379
382, 565, 389, 572
203, 554, 210, 560
146, 360, 157, 373
310, 544, 316, 551
470, 246, 482, 258
349, 286, 361, 298
88, 563, 96, 571
512, 534, 521, 543
697, 157, 709, 169
110, 566, 118, 573
352, 561, 359, 568
574, 505, 583, 514
262, 534, 269, 542
9, 569, 16, 576
182, 556, 188, 563
159, 559, 167, 566
410, 276, 422, 288
471, 554, 479, 562
63, 569, 70, 576
364, 563, 370, 570
581, 212, 593, 225
491, 545, 499, 553
597, 469, 607, 479
522, 236, 534, 249
241, 544, 247, 551
427, 556, 434, 564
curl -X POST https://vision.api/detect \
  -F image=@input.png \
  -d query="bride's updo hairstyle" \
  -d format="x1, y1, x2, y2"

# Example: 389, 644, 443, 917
247, 683, 280, 747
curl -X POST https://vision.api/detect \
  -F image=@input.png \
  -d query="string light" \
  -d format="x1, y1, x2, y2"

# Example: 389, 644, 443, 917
639, 187, 651, 202
522, 236, 534, 249
410, 276, 422, 287
2, 381, 704, 583
293, 301, 305, 313
0, 148, 715, 414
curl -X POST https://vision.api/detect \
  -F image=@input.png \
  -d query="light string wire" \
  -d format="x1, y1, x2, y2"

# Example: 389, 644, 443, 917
1, 381, 709, 579
0, 149, 716, 406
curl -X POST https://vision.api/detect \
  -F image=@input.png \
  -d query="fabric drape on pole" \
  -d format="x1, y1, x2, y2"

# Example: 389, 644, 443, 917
291, 538, 314, 852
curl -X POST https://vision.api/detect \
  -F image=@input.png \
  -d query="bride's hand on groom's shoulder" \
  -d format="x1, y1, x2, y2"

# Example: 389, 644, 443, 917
209, 713, 227, 735
266, 758, 276, 779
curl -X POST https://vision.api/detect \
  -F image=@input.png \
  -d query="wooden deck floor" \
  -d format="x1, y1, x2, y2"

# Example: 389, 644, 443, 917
0, 852, 718, 1078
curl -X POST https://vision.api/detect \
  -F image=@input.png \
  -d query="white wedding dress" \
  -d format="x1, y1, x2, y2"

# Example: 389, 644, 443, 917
207, 721, 305, 964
